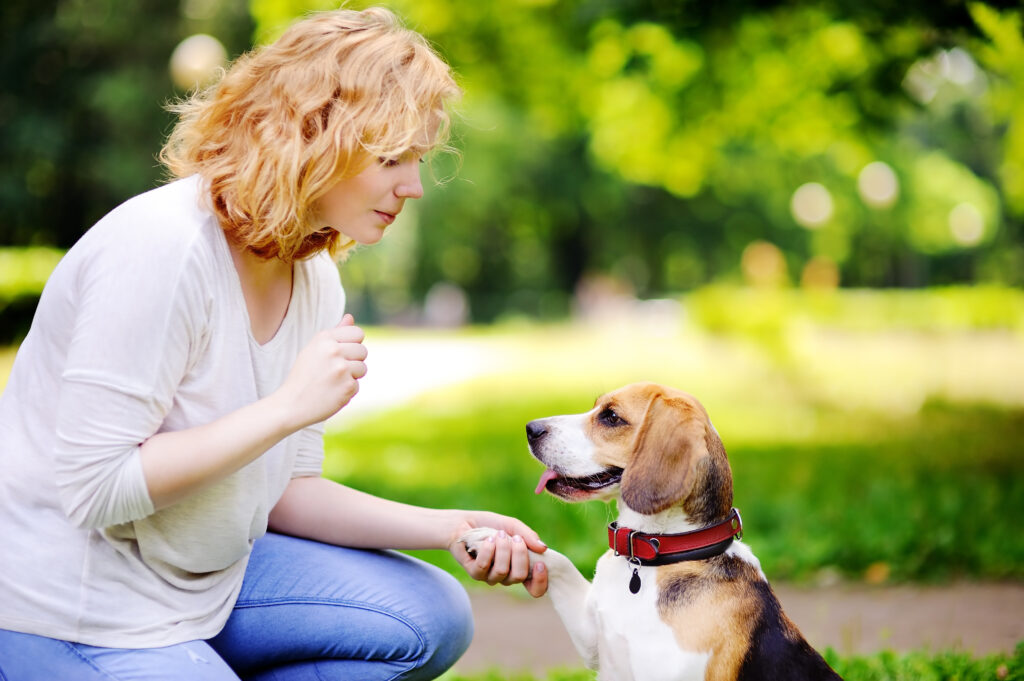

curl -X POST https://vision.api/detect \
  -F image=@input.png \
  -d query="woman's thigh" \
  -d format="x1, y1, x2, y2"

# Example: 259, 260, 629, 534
209, 533, 473, 681
0, 629, 238, 681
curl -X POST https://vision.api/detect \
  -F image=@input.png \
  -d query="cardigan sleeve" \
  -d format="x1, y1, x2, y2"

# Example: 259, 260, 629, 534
53, 223, 208, 530
291, 253, 346, 479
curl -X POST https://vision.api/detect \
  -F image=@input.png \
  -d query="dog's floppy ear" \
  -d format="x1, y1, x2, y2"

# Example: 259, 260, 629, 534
620, 393, 703, 515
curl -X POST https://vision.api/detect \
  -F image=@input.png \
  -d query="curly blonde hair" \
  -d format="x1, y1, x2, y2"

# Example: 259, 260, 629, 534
160, 7, 461, 262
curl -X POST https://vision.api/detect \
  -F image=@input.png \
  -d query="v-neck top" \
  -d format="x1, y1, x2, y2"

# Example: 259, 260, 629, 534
0, 175, 346, 647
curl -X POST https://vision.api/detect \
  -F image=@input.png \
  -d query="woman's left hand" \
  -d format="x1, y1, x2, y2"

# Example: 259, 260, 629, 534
447, 512, 549, 598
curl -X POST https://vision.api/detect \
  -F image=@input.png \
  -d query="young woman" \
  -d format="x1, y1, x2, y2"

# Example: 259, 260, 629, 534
0, 8, 547, 680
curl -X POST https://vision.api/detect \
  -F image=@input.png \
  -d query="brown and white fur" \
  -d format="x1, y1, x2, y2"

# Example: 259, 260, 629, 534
462, 382, 841, 681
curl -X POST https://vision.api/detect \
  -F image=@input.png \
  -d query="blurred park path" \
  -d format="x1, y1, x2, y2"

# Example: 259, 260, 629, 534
456, 581, 1024, 675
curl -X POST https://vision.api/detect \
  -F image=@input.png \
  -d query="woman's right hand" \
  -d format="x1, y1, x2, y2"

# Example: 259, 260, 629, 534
276, 313, 367, 431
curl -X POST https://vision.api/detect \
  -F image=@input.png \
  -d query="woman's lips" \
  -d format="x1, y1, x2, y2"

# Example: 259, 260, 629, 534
375, 210, 396, 226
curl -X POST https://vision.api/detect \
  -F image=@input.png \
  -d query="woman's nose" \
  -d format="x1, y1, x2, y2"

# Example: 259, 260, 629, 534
396, 164, 424, 199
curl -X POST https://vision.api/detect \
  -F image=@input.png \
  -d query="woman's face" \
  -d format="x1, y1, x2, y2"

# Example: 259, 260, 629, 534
316, 151, 425, 245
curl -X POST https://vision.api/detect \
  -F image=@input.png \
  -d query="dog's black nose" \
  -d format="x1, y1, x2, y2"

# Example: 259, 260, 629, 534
526, 420, 548, 443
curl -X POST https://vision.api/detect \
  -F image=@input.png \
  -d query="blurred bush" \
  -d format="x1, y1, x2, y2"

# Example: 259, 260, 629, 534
689, 285, 1024, 337
0, 246, 63, 342
4, 1, 1024, 324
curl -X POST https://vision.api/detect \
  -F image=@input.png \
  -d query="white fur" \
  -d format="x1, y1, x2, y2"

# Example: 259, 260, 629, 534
530, 413, 602, 474
591, 552, 710, 681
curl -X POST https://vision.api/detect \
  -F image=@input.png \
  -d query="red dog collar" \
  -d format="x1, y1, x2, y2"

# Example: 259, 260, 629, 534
608, 508, 743, 566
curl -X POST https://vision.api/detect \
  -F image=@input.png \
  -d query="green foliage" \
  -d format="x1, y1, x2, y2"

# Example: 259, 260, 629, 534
442, 644, 1023, 681
2, 0, 1024, 321
6, 1, 1024, 323
0, 246, 64, 342
689, 285, 1024, 338
0, 247, 63, 301
0, 0, 253, 248
969, 4, 1024, 216
825, 642, 1024, 681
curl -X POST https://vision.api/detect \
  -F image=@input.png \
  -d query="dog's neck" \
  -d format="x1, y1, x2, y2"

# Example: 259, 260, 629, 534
616, 504, 704, 535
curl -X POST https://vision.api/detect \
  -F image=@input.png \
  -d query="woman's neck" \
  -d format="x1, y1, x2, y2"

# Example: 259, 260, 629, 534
228, 241, 294, 345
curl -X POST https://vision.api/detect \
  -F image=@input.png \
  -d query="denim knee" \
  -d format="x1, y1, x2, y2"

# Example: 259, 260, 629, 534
404, 569, 474, 680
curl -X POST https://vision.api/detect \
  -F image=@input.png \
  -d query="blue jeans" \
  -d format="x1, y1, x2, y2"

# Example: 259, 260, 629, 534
0, 533, 474, 680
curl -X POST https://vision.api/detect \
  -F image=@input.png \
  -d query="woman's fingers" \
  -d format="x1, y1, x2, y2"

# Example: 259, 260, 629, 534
486, 531, 513, 585
337, 341, 368, 362
523, 561, 548, 598
329, 323, 365, 344
467, 535, 496, 581
500, 535, 532, 586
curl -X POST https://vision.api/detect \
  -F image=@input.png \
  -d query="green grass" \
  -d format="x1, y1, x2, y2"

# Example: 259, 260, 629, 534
322, 305, 1024, 584
325, 391, 1024, 583
440, 644, 1024, 680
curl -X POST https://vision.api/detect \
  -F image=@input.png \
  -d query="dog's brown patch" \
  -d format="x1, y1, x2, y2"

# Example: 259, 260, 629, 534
656, 556, 764, 681
584, 383, 733, 517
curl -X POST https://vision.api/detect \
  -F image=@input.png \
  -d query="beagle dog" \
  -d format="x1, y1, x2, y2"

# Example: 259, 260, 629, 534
463, 382, 841, 681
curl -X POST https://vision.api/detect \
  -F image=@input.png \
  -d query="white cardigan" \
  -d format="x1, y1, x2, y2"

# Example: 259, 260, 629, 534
0, 175, 345, 647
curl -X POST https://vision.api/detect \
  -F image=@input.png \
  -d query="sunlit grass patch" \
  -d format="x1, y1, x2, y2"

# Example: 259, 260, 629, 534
325, 387, 1024, 583
324, 308, 1024, 584
441, 644, 1024, 680
0, 345, 16, 389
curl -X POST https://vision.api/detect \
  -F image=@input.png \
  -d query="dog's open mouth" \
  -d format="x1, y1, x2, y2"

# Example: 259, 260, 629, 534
535, 467, 624, 497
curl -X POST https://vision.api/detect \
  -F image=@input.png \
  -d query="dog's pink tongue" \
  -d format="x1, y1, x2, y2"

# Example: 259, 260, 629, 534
535, 469, 559, 495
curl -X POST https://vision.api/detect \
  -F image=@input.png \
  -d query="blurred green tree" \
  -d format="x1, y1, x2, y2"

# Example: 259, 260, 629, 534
0, 0, 253, 247
2, 0, 1022, 324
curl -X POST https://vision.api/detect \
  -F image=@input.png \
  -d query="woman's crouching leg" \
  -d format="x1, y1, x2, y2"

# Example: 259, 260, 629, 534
209, 532, 473, 681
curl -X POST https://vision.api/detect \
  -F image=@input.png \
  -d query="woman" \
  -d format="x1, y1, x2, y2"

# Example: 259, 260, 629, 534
0, 8, 547, 680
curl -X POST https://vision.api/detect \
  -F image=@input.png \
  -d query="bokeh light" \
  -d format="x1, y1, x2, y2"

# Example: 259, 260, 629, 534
741, 240, 788, 287
169, 34, 227, 91
858, 162, 899, 209
903, 47, 986, 105
948, 202, 985, 247
790, 182, 834, 229
801, 256, 840, 289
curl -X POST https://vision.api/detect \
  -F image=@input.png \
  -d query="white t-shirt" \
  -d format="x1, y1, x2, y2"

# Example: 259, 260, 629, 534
0, 175, 345, 648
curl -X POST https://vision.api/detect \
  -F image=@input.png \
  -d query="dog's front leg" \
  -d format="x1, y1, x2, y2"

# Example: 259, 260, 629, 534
533, 545, 600, 669
461, 528, 600, 669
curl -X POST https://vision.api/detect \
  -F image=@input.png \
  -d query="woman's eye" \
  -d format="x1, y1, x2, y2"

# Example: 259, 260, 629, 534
598, 408, 626, 427
379, 157, 400, 168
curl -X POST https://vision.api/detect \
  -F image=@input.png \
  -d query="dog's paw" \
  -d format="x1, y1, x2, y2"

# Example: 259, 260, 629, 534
459, 527, 499, 558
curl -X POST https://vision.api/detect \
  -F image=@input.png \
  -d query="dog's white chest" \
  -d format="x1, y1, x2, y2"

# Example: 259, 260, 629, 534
590, 552, 710, 681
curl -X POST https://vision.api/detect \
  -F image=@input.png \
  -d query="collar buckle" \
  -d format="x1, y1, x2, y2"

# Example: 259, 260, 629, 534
732, 508, 743, 541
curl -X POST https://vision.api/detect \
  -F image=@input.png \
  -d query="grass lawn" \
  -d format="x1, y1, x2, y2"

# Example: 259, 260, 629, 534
439, 644, 1024, 680
322, 308, 1024, 584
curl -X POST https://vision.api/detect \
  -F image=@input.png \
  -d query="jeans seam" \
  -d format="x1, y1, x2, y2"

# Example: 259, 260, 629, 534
59, 642, 119, 681
234, 598, 429, 675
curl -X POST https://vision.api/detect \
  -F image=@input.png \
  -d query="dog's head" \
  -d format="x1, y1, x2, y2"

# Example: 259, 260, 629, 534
528, 382, 733, 521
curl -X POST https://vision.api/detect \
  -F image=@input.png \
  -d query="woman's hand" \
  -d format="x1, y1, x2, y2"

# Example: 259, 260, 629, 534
447, 511, 549, 598
275, 314, 367, 431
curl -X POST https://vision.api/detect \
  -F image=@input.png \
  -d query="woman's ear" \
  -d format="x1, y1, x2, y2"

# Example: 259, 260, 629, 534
619, 394, 703, 515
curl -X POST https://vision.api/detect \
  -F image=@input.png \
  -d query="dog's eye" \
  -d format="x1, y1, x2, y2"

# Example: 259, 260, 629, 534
598, 408, 627, 427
